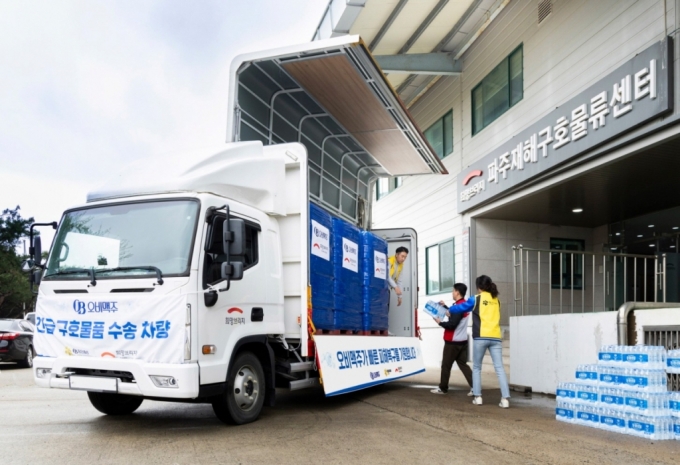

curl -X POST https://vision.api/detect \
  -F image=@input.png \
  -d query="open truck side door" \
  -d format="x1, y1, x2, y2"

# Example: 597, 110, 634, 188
373, 228, 418, 338
227, 36, 445, 395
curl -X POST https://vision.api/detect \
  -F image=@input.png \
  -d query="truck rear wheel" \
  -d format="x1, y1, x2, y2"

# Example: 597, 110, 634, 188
87, 392, 144, 415
212, 351, 265, 425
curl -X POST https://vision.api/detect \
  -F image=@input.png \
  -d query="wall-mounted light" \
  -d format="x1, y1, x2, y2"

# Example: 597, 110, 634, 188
572, 208, 583, 213
648, 224, 655, 228
637, 235, 643, 238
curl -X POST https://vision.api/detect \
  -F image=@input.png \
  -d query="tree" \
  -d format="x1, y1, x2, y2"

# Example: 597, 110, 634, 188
0, 206, 34, 318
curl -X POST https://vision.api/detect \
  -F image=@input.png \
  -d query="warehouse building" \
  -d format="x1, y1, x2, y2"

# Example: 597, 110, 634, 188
313, 0, 680, 389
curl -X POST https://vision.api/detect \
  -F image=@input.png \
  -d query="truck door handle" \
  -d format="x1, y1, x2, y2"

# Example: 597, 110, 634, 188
251, 307, 264, 322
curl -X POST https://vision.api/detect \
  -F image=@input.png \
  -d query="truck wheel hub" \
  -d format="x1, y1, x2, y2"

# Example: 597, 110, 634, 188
233, 365, 258, 410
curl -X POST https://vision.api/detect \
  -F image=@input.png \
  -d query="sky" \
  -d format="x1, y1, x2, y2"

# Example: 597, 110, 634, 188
0, 0, 328, 251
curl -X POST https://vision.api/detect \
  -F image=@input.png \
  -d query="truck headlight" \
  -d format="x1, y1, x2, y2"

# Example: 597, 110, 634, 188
36, 368, 52, 379
149, 375, 178, 388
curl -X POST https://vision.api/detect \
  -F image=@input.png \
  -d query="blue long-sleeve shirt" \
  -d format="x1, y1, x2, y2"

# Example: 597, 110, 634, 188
448, 295, 475, 313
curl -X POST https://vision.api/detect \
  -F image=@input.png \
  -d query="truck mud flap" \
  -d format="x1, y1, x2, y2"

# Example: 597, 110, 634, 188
313, 335, 425, 396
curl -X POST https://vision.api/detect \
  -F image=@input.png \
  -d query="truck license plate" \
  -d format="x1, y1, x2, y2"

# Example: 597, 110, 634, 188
69, 375, 118, 392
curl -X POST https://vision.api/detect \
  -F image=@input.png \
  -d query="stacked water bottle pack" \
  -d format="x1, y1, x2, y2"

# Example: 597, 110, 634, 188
556, 345, 680, 441
360, 231, 389, 331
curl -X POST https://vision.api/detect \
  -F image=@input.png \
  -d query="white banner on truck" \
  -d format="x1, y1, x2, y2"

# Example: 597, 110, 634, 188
374, 251, 387, 280
314, 335, 425, 396
34, 294, 187, 364
311, 220, 330, 260
342, 238, 358, 272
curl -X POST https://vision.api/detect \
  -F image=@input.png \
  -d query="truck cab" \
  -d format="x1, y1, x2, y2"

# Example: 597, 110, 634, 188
32, 36, 447, 425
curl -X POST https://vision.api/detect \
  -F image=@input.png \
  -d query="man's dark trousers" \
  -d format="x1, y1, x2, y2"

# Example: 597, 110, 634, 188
439, 342, 473, 392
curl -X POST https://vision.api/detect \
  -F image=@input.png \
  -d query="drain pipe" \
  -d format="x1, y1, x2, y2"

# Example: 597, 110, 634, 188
617, 302, 680, 345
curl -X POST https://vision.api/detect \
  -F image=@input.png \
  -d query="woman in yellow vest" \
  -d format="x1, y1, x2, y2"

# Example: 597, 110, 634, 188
447, 275, 510, 408
387, 247, 408, 306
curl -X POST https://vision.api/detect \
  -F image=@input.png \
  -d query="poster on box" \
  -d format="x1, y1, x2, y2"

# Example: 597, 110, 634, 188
374, 251, 387, 280
314, 335, 425, 396
34, 294, 187, 364
342, 238, 359, 272
311, 220, 330, 260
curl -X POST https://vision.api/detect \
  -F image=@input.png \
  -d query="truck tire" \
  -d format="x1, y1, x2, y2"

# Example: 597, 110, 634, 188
87, 392, 144, 415
18, 346, 34, 368
212, 351, 265, 425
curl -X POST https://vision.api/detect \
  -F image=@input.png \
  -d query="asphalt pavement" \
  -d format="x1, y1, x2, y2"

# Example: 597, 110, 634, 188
1, 362, 678, 464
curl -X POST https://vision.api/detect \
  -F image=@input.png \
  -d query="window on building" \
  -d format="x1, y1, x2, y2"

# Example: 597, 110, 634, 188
472, 45, 523, 135
424, 110, 453, 159
375, 177, 403, 200
551, 238, 584, 290
426, 238, 455, 294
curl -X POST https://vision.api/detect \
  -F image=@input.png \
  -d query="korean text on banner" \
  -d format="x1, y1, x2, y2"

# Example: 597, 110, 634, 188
34, 294, 188, 364
314, 335, 425, 396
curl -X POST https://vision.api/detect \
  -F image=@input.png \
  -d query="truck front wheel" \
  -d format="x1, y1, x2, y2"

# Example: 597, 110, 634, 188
212, 351, 265, 425
87, 392, 144, 415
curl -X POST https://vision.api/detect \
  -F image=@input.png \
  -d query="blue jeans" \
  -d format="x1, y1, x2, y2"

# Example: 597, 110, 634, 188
472, 338, 510, 398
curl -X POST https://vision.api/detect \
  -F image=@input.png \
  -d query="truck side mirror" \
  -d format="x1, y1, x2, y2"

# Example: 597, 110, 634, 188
32, 269, 42, 286
223, 219, 246, 255
221, 261, 244, 281
33, 236, 42, 266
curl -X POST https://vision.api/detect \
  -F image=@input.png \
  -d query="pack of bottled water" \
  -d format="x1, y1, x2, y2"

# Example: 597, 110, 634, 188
555, 344, 679, 440
598, 345, 666, 370
667, 349, 680, 374
598, 367, 668, 392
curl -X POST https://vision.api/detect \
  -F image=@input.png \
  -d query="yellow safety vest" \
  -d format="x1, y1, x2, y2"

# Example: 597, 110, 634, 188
388, 255, 404, 282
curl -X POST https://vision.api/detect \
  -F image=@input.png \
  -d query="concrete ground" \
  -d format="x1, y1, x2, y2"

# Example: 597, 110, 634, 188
1, 362, 678, 465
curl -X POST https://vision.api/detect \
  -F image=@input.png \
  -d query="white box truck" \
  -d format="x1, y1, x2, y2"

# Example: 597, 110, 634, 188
30, 36, 447, 424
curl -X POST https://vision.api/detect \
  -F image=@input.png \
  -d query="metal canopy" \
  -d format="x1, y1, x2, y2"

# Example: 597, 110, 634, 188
476, 135, 680, 228
227, 35, 447, 222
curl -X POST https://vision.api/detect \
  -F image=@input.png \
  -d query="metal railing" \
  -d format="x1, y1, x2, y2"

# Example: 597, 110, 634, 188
511, 245, 666, 317
644, 325, 680, 391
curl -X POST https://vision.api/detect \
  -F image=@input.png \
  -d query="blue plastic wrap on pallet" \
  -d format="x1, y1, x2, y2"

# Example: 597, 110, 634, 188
360, 231, 388, 289
334, 309, 363, 331
362, 313, 389, 331
312, 308, 335, 330
310, 203, 333, 278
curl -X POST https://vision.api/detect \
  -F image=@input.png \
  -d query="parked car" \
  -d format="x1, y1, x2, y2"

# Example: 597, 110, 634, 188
0, 319, 35, 368
25, 312, 36, 325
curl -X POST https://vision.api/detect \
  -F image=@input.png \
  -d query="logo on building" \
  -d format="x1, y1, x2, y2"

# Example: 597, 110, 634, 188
463, 170, 483, 185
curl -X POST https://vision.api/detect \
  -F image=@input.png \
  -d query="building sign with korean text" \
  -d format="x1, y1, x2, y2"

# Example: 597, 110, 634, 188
457, 37, 673, 212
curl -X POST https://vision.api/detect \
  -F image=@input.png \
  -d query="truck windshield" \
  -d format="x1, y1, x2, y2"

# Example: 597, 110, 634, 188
45, 200, 199, 280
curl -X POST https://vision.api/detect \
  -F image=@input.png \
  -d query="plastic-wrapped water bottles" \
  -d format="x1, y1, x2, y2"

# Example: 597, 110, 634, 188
667, 349, 680, 374
575, 364, 599, 384
556, 400, 576, 423
556, 382, 577, 401
624, 392, 669, 416
673, 418, 680, 440
576, 405, 601, 428
600, 408, 628, 433
600, 345, 667, 369
627, 414, 674, 440
615, 368, 667, 392
599, 345, 622, 367
599, 388, 626, 410
670, 392, 680, 419
576, 384, 598, 405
